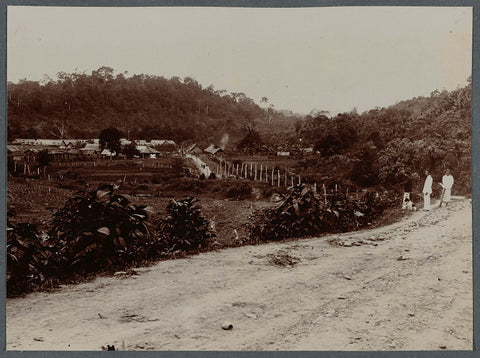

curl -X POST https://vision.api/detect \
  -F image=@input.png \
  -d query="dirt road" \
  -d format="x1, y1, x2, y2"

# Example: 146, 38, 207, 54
7, 199, 472, 351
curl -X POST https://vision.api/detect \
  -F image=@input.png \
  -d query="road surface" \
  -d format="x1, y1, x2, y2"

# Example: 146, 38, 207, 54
7, 199, 472, 351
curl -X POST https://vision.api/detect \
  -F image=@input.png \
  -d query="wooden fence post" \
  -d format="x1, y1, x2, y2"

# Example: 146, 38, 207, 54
255, 164, 257, 180
271, 168, 274, 186
323, 184, 327, 204
260, 164, 262, 181
277, 170, 280, 187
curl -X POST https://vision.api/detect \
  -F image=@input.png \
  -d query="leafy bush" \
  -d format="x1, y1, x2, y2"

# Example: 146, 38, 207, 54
156, 197, 216, 253
7, 186, 221, 296
49, 184, 152, 275
250, 185, 395, 242
7, 220, 55, 295
251, 185, 338, 242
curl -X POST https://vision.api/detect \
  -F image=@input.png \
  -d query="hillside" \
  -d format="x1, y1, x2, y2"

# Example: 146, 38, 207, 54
7, 67, 296, 147
7, 69, 471, 193
294, 79, 471, 194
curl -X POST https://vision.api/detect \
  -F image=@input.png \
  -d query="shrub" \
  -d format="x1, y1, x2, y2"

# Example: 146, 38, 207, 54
7, 220, 55, 295
156, 197, 216, 253
250, 184, 395, 242
49, 184, 152, 276
251, 185, 337, 242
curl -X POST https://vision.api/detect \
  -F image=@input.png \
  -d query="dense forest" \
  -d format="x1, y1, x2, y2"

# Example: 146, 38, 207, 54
7, 67, 471, 193
7, 66, 298, 146
294, 78, 471, 193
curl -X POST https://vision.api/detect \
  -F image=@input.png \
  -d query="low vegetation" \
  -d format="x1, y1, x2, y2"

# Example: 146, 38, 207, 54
249, 184, 394, 243
7, 185, 215, 297
155, 197, 217, 253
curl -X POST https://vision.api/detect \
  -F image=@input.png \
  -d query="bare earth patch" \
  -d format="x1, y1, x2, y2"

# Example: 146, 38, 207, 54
6, 199, 472, 351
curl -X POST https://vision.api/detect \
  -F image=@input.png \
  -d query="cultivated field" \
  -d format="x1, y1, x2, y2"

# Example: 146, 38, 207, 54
8, 156, 293, 247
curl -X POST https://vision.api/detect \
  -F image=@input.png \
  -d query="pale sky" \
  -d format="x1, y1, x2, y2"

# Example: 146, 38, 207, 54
7, 6, 472, 114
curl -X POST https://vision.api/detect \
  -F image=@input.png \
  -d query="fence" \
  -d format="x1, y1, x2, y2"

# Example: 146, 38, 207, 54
206, 158, 374, 203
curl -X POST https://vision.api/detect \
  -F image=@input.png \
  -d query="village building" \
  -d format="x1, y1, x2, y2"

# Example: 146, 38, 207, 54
100, 148, 117, 157
150, 140, 177, 155
8, 138, 176, 161
12, 138, 89, 146
204, 144, 225, 157
120, 138, 132, 146
80, 143, 101, 156
136, 145, 161, 159
7, 145, 24, 162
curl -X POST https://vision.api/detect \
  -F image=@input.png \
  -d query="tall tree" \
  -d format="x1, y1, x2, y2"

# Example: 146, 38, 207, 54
99, 127, 123, 155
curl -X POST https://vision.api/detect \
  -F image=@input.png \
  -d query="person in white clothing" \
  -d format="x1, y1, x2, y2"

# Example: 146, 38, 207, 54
423, 170, 433, 210
441, 169, 454, 206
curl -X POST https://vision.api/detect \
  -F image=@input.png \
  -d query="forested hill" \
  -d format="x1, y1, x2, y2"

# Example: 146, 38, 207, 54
7, 66, 296, 145
296, 78, 471, 193
7, 67, 472, 192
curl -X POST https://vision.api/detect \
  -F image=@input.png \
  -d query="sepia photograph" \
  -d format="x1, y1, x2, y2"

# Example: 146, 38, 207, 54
5, 5, 473, 351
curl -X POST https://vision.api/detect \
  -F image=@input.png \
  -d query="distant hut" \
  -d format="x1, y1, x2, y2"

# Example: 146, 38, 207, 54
100, 148, 116, 158
59, 140, 74, 149
80, 143, 101, 156
137, 145, 161, 159
7, 145, 24, 162
150, 140, 177, 155
204, 144, 225, 158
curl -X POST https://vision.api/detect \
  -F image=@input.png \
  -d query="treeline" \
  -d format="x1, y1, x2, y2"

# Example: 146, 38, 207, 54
295, 78, 471, 194
8, 66, 294, 145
